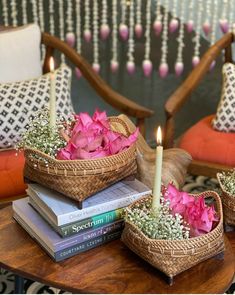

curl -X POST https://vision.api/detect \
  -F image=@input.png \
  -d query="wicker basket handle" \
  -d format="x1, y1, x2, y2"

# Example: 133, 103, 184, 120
109, 116, 134, 137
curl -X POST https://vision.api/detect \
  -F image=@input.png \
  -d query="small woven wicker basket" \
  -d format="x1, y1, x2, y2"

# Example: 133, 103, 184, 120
121, 191, 224, 279
217, 172, 235, 226
24, 117, 137, 204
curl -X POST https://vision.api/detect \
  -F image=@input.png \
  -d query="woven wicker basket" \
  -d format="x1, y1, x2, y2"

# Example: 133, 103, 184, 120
121, 191, 224, 279
217, 173, 235, 226
24, 117, 137, 204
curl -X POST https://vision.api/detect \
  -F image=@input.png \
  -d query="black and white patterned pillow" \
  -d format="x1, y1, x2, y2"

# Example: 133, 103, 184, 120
0, 64, 74, 148
212, 63, 235, 132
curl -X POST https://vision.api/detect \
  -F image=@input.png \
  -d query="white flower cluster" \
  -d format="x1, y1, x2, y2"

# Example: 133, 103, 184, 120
220, 170, 235, 196
18, 109, 66, 158
58, 0, 65, 63
144, 0, 151, 60
176, 0, 185, 64
30, 0, 38, 25
111, 0, 118, 64
93, 0, 99, 68
127, 0, 135, 63
193, 0, 203, 58
160, 0, 169, 64
11, 0, 17, 27
22, 0, 27, 25
2, 0, 8, 26
76, 0, 81, 54
126, 197, 190, 240
49, 0, 55, 36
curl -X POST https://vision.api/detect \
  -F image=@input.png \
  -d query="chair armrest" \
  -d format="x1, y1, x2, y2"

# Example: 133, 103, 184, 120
165, 33, 234, 117
41, 32, 154, 120
163, 33, 234, 148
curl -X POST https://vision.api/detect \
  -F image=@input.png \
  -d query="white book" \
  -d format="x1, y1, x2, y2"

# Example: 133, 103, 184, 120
27, 179, 151, 226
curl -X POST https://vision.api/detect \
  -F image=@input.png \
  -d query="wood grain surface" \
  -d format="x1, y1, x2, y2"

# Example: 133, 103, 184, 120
0, 206, 234, 294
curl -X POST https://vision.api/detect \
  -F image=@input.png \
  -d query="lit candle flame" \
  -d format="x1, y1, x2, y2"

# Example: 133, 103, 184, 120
156, 126, 162, 146
49, 57, 55, 72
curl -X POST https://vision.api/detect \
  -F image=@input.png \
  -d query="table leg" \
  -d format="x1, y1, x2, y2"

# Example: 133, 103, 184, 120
14, 275, 24, 294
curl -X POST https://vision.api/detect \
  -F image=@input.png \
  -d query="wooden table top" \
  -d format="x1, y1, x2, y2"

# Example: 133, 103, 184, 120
0, 206, 234, 294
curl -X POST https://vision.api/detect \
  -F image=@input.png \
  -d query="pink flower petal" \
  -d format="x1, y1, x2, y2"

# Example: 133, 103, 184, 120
57, 111, 138, 160
71, 148, 91, 159
79, 112, 93, 127
71, 133, 89, 148
56, 148, 71, 160
87, 135, 103, 152
164, 184, 218, 237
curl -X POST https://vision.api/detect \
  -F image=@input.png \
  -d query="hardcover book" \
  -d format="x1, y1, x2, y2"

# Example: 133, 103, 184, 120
30, 201, 125, 238
13, 198, 124, 255
27, 179, 151, 226
14, 211, 121, 262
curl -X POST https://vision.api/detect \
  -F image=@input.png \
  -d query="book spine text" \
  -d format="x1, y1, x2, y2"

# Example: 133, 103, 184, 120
55, 220, 124, 251
58, 193, 145, 225
54, 230, 122, 261
60, 208, 124, 237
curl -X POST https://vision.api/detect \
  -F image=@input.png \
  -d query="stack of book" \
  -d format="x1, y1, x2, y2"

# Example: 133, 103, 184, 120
12, 179, 151, 261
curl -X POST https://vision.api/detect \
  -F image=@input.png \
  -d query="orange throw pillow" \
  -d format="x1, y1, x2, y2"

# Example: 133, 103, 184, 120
0, 149, 26, 199
179, 115, 235, 166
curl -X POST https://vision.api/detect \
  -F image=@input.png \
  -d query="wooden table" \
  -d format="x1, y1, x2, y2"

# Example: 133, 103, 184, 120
0, 206, 234, 294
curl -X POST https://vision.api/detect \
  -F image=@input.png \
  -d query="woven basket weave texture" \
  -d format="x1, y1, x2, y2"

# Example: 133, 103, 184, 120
24, 117, 137, 202
121, 191, 224, 278
217, 173, 235, 226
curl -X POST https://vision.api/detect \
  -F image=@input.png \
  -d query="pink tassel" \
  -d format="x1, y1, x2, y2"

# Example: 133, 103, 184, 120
202, 21, 211, 36
192, 56, 200, 68
186, 20, 194, 33
169, 19, 179, 33
65, 32, 76, 47
175, 62, 184, 76
219, 19, 229, 34
142, 60, 153, 77
153, 20, 162, 36
100, 24, 110, 40
75, 67, 82, 79
92, 63, 100, 74
209, 60, 216, 71
119, 23, 129, 41
83, 29, 92, 42
159, 63, 169, 78
110, 60, 119, 73
135, 24, 143, 38
126, 61, 135, 75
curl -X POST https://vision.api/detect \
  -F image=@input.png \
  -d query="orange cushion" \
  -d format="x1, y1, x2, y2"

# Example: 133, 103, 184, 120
179, 114, 235, 167
0, 150, 27, 199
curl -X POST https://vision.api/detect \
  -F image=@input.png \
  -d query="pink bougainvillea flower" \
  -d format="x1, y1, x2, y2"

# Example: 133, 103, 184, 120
56, 110, 139, 160
165, 184, 194, 215
164, 184, 218, 237
56, 148, 71, 160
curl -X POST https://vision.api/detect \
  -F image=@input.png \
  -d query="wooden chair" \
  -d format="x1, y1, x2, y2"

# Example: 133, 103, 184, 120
164, 33, 235, 178
0, 28, 191, 206
41, 32, 153, 136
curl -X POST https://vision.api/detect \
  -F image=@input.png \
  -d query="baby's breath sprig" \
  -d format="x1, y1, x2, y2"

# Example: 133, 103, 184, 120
220, 169, 235, 196
17, 108, 67, 158
126, 196, 190, 240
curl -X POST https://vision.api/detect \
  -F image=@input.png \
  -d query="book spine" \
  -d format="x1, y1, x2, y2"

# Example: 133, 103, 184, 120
60, 208, 125, 237
54, 230, 122, 262
58, 193, 146, 225
54, 220, 124, 252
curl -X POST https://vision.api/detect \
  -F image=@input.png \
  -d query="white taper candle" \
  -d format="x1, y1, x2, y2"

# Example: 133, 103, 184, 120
152, 126, 163, 211
49, 57, 56, 129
